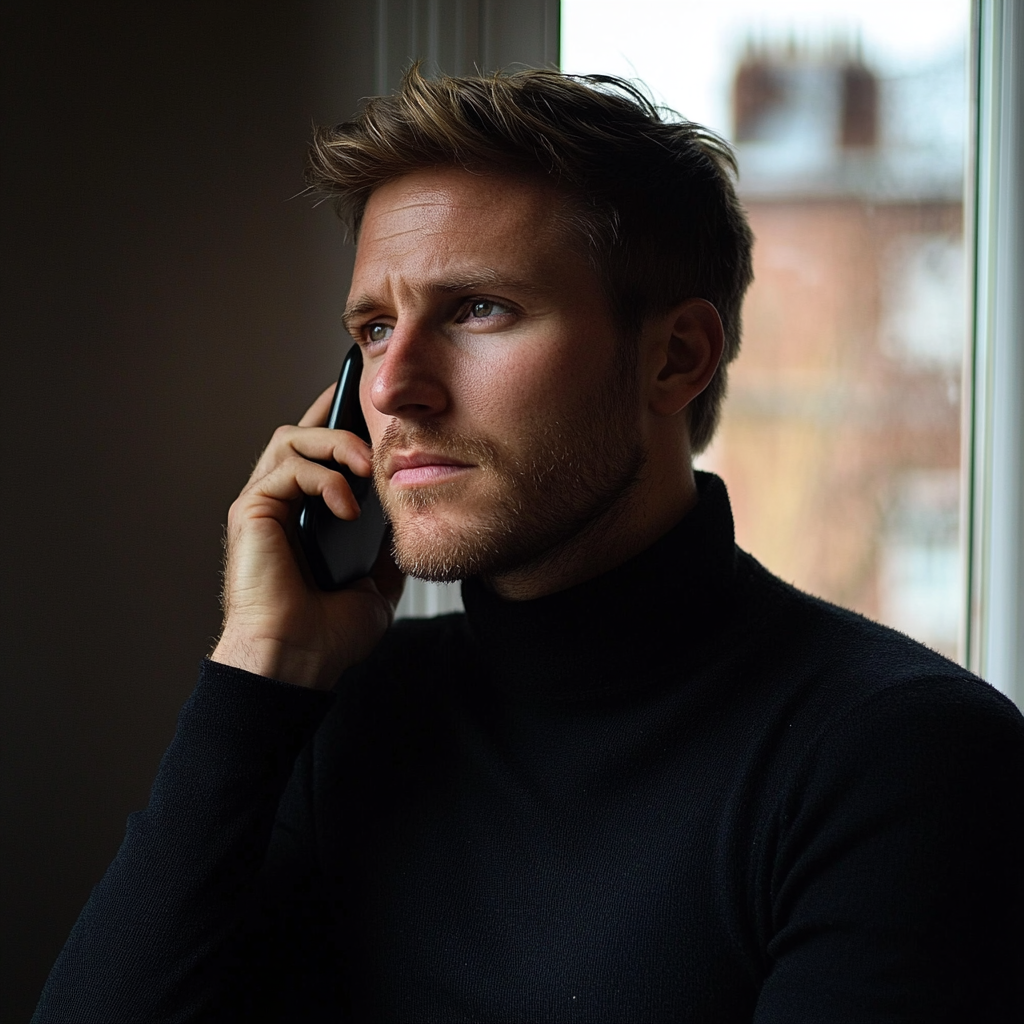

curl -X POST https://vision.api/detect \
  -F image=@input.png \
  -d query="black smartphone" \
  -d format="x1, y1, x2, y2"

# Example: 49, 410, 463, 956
297, 345, 387, 590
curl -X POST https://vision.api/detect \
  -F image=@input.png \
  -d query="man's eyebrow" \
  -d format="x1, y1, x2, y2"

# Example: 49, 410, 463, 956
428, 273, 548, 298
341, 297, 383, 336
341, 274, 545, 336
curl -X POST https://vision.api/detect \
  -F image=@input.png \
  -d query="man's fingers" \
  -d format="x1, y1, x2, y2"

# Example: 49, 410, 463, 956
239, 456, 361, 522
298, 381, 340, 428
251, 424, 373, 480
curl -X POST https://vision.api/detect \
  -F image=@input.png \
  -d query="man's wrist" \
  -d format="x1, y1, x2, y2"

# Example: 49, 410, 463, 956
210, 631, 340, 691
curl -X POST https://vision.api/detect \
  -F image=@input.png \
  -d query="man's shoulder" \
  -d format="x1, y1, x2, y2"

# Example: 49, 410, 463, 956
731, 547, 1021, 737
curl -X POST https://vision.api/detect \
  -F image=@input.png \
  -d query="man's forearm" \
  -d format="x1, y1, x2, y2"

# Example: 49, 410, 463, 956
32, 660, 333, 1023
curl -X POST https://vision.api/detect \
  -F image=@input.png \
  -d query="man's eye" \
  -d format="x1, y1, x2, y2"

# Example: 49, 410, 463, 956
366, 323, 393, 343
467, 300, 510, 320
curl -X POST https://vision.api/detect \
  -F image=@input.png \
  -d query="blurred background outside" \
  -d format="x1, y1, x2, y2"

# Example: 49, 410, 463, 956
563, 0, 971, 660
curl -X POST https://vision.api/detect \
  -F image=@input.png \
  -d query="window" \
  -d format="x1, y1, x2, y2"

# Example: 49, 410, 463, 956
563, 0, 974, 663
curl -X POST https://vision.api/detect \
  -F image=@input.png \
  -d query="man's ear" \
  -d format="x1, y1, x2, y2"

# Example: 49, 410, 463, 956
646, 299, 724, 417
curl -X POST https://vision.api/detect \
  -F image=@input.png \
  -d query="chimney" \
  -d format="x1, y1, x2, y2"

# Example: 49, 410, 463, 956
733, 56, 785, 143
840, 62, 878, 147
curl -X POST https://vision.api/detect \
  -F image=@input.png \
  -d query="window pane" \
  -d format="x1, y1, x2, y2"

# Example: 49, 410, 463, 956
562, 0, 970, 660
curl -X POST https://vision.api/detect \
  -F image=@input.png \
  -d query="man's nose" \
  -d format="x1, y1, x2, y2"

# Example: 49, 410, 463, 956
369, 324, 449, 420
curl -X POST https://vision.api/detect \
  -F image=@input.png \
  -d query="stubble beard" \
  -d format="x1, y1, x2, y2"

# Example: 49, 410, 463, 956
372, 356, 647, 584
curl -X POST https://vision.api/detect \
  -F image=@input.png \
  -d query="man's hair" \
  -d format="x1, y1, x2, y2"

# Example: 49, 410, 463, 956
306, 65, 754, 453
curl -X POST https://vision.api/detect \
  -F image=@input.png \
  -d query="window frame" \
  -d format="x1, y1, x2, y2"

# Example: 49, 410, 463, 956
965, 0, 1024, 704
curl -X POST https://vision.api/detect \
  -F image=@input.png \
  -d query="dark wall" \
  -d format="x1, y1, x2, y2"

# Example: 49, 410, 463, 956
1, 3, 373, 1018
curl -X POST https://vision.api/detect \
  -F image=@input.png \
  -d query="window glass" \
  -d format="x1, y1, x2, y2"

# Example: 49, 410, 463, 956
562, 0, 970, 659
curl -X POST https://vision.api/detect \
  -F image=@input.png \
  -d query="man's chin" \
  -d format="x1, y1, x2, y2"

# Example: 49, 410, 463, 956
389, 524, 498, 583
385, 492, 540, 583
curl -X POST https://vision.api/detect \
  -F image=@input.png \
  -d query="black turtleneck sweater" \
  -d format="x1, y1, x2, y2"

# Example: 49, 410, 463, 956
34, 474, 1024, 1022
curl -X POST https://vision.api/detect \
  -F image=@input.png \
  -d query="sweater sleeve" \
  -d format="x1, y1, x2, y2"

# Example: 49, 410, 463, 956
31, 659, 335, 1024
753, 677, 1024, 1024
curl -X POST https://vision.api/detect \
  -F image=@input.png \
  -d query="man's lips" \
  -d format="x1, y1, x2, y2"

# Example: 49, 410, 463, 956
386, 451, 475, 487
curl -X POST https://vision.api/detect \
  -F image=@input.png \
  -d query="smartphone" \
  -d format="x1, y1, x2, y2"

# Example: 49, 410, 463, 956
297, 345, 387, 590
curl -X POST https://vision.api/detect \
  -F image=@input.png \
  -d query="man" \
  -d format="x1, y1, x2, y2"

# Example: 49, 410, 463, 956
35, 68, 1024, 1022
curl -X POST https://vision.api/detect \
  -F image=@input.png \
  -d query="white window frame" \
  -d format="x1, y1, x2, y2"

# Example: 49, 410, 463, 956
374, 0, 558, 94
966, 0, 1023, 704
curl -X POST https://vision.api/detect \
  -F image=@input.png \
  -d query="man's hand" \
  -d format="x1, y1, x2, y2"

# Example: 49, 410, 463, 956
211, 382, 404, 690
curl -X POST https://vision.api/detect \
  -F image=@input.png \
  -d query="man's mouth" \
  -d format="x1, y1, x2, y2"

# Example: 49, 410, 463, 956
386, 451, 475, 487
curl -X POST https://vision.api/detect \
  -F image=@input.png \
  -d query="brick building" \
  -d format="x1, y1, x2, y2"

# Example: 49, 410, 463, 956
701, 41, 966, 656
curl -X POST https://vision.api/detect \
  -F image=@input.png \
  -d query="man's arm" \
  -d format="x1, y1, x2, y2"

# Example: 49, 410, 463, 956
32, 661, 333, 1022
33, 381, 403, 1021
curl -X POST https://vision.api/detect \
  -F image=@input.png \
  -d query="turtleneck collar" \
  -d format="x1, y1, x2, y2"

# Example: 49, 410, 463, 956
460, 471, 739, 703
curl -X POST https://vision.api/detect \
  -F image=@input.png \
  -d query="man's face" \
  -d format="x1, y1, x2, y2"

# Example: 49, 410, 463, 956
346, 166, 646, 583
